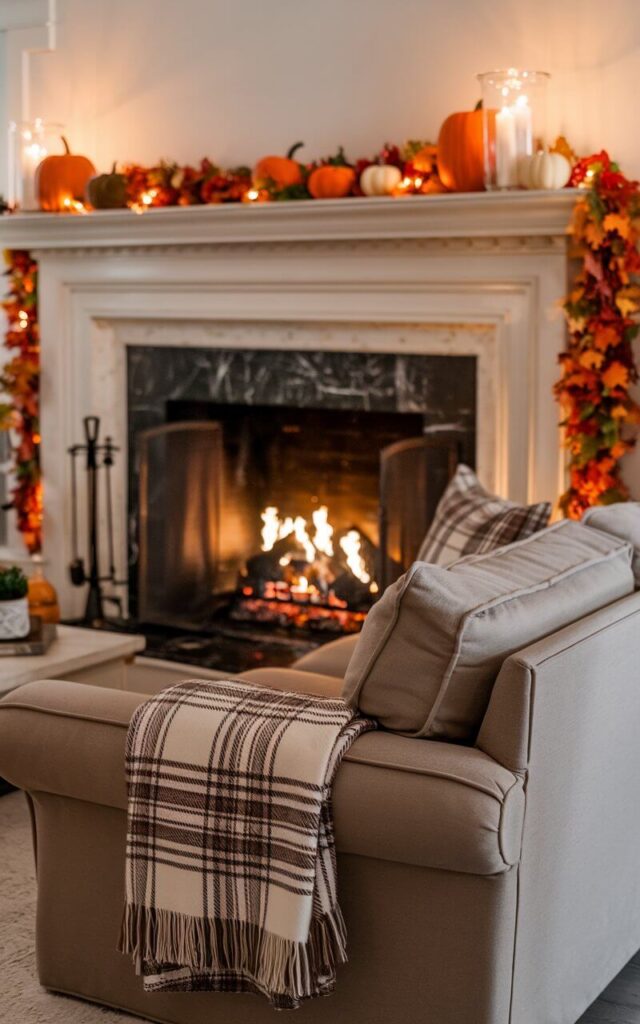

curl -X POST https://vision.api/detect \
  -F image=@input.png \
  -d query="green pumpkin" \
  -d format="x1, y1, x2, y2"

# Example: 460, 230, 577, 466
85, 162, 128, 209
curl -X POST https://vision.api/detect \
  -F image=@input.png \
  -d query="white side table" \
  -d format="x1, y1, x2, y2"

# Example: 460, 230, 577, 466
0, 625, 146, 699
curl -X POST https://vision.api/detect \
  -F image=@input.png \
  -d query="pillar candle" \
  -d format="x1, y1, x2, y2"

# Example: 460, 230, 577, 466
514, 98, 533, 158
21, 140, 45, 210
495, 107, 518, 188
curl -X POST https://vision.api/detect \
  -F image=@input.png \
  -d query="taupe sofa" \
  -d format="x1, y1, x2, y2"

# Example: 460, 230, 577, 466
1, 589, 640, 1024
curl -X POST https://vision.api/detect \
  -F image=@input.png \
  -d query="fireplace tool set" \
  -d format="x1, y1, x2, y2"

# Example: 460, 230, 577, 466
68, 416, 126, 625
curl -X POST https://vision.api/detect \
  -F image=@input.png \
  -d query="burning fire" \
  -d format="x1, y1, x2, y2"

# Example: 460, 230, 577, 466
235, 504, 378, 634
312, 506, 334, 557
261, 505, 335, 565
259, 504, 374, 587
340, 529, 370, 585
261, 506, 317, 562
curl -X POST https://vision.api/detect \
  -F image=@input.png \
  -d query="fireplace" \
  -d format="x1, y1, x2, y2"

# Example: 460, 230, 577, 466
126, 344, 476, 668
10, 194, 572, 666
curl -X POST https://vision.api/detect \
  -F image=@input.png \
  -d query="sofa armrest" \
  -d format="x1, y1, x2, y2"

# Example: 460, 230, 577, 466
238, 667, 344, 698
0, 678, 523, 875
0, 680, 144, 809
476, 591, 640, 772
475, 591, 640, 1022
292, 634, 358, 678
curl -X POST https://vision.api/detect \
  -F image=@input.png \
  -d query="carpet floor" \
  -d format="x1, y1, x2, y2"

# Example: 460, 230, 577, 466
1, 790, 639, 1023
0, 791, 136, 1024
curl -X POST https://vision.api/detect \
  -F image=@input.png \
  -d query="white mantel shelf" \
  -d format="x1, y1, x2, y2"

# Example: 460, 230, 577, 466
0, 190, 579, 249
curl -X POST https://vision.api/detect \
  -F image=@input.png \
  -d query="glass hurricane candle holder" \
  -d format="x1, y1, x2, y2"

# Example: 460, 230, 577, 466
7, 119, 65, 210
477, 70, 549, 190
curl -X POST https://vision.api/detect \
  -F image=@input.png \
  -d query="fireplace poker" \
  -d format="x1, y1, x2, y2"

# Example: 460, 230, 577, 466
67, 416, 125, 625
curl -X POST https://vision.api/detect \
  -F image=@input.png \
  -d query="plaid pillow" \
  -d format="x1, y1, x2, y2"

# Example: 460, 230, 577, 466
416, 464, 551, 567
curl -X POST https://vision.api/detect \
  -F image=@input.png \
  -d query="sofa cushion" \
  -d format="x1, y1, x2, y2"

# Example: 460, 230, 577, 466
416, 464, 551, 567
583, 503, 640, 586
343, 521, 634, 741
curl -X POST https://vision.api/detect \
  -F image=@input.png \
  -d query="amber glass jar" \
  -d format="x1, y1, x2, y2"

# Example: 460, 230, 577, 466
27, 558, 60, 624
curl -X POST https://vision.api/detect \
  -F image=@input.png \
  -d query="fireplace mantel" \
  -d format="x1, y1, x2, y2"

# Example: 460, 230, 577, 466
0, 190, 578, 250
0, 192, 576, 615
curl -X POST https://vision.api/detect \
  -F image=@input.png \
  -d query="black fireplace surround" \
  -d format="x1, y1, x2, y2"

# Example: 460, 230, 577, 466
126, 345, 476, 672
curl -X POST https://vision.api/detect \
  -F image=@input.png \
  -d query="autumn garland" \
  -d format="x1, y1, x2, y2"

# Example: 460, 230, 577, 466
122, 142, 439, 206
556, 152, 640, 519
0, 250, 42, 553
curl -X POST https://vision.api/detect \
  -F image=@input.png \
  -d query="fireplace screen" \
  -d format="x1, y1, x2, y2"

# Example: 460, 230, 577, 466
138, 422, 221, 625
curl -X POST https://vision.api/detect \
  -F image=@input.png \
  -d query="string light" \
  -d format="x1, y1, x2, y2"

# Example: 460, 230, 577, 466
62, 197, 87, 214
131, 188, 159, 213
395, 174, 424, 194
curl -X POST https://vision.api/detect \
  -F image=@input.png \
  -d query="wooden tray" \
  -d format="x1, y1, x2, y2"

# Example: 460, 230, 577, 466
0, 618, 57, 656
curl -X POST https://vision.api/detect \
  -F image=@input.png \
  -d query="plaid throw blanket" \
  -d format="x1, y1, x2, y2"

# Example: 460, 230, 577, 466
119, 678, 374, 1009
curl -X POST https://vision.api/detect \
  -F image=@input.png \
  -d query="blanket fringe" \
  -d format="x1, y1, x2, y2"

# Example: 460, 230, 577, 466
118, 901, 348, 1005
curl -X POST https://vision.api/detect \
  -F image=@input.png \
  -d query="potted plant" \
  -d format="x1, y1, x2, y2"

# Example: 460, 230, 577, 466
0, 566, 30, 640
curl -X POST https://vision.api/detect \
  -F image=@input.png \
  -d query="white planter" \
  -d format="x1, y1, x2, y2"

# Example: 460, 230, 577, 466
0, 597, 30, 640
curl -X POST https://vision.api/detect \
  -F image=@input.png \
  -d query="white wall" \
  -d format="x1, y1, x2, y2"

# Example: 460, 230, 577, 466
10, 0, 640, 177
1, 0, 640, 497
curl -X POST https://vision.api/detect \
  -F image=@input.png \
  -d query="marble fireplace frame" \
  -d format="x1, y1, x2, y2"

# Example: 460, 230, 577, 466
0, 193, 574, 615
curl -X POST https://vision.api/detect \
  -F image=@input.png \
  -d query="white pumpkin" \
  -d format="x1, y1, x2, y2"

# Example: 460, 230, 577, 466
360, 164, 403, 196
517, 151, 572, 190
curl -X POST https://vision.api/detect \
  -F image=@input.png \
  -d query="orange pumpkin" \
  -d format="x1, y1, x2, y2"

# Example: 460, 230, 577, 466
36, 137, 96, 211
437, 104, 492, 193
253, 142, 304, 188
308, 164, 355, 199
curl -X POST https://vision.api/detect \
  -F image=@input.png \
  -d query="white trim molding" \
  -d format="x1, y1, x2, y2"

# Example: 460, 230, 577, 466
0, 193, 572, 613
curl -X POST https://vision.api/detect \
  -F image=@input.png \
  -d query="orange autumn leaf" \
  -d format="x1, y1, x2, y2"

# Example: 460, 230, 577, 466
616, 296, 638, 316
563, 370, 595, 388
551, 135, 577, 164
579, 349, 605, 370
567, 316, 587, 334
601, 362, 629, 390
584, 221, 605, 247
603, 212, 632, 238
610, 441, 630, 459
614, 261, 630, 285
570, 200, 589, 238
611, 404, 629, 419
593, 325, 620, 351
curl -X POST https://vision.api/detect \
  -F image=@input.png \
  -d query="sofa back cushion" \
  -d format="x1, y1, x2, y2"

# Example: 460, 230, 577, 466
342, 521, 634, 741
583, 503, 640, 586
416, 464, 551, 566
